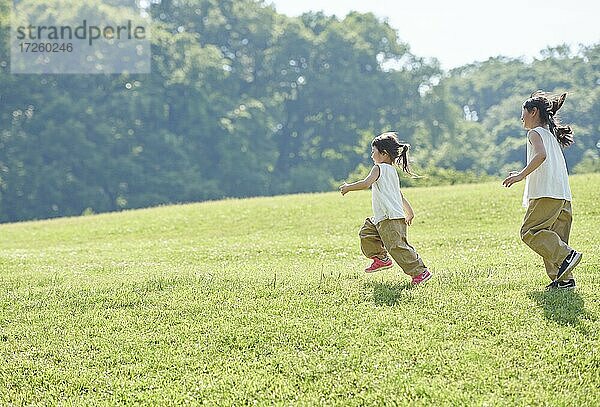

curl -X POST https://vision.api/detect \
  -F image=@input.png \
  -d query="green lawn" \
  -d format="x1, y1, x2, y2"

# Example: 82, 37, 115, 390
1, 174, 599, 405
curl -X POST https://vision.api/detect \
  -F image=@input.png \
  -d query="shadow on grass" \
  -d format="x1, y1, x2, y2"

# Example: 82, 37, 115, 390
528, 289, 595, 335
365, 280, 414, 306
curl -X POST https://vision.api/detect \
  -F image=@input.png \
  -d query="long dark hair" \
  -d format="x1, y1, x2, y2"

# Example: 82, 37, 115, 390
523, 90, 574, 147
371, 132, 416, 176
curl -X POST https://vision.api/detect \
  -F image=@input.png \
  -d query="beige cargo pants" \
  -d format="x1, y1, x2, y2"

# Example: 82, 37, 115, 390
520, 198, 574, 280
359, 217, 426, 277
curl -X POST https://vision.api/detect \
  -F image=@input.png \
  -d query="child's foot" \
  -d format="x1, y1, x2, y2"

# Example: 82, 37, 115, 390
556, 250, 582, 281
365, 257, 393, 273
411, 269, 432, 285
545, 279, 576, 290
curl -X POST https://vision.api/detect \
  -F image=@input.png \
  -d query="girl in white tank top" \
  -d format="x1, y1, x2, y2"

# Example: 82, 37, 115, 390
339, 132, 431, 285
503, 91, 582, 289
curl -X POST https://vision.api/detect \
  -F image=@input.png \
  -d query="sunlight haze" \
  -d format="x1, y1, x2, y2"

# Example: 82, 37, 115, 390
268, 0, 600, 69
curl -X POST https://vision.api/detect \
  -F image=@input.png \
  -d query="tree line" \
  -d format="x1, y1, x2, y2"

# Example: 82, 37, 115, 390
1, 0, 598, 222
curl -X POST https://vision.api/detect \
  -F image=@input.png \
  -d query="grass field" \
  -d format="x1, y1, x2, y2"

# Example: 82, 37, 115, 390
1, 174, 599, 405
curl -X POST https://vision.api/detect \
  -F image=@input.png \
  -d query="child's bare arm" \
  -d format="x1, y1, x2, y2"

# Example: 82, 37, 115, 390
503, 130, 547, 187
402, 195, 414, 226
339, 165, 380, 195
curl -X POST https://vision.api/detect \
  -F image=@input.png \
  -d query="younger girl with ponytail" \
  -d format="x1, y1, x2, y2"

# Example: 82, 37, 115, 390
340, 132, 431, 285
503, 91, 582, 289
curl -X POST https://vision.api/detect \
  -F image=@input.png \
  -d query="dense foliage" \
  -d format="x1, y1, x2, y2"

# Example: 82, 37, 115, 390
1, 0, 598, 222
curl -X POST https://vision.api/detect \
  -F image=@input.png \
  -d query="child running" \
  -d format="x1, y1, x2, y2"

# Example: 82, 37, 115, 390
502, 91, 582, 290
339, 132, 431, 285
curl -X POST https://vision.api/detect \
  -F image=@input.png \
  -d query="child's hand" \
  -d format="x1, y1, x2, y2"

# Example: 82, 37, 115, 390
502, 171, 524, 188
339, 183, 350, 196
405, 212, 414, 226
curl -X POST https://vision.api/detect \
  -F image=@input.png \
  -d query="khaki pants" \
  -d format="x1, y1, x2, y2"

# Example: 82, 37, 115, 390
520, 198, 574, 280
359, 217, 426, 277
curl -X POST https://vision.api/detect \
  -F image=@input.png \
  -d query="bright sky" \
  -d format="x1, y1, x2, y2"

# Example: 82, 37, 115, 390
268, 0, 600, 70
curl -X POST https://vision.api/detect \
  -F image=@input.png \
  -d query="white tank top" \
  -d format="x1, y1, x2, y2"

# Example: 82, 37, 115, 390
371, 163, 405, 224
523, 126, 572, 207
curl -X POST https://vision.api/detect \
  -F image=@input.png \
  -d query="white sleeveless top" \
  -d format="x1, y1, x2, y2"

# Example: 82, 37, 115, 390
523, 126, 572, 207
371, 163, 405, 224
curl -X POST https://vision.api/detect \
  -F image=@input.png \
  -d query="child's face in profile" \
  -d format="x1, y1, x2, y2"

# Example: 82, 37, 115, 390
371, 146, 387, 164
521, 106, 536, 130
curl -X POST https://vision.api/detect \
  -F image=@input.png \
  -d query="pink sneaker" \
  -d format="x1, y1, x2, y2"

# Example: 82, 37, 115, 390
411, 269, 432, 285
365, 257, 393, 273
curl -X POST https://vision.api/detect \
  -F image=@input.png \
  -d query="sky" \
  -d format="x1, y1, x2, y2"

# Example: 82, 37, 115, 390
268, 0, 600, 70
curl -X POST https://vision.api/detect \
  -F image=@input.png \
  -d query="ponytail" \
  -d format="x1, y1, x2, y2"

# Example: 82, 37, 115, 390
396, 144, 414, 176
548, 93, 573, 147
524, 91, 574, 147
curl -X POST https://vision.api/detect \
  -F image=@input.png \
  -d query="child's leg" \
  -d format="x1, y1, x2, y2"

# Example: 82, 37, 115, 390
377, 219, 426, 277
543, 201, 574, 280
520, 198, 573, 268
359, 218, 388, 260
543, 258, 559, 280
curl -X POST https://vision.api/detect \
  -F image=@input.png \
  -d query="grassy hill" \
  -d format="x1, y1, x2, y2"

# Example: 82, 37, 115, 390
1, 174, 599, 405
